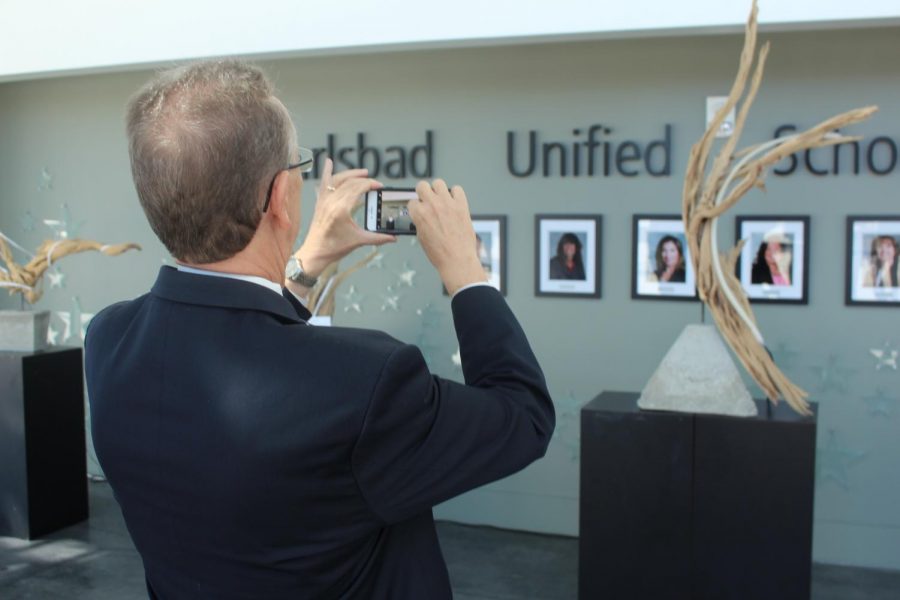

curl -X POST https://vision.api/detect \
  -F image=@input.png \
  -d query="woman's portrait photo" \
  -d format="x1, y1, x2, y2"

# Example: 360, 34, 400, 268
736, 216, 809, 304
862, 235, 899, 288
648, 235, 687, 283
847, 216, 900, 306
549, 232, 586, 281
632, 215, 696, 300
536, 215, 601, 298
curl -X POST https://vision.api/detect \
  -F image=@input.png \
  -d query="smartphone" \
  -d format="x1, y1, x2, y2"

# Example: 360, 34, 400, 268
365, 188, 418, 235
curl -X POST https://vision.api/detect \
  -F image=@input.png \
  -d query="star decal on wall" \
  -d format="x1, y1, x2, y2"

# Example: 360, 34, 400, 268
380, 285, 400, 312
366, 253, 385, 269
43, 203, 85, 240
47, 269, 66, 289
863, 388, 897, 418
397, 262, 417, 288
816, 429, 866, 490
809, 354, 855, 394
450, 347, 462, 369
770, 341, 800, 371
20, 211, 36, 233
37, 167, 53, 192
46, 325, 59, 346
340, 285, 365, 313
869, 342, 898, 371
55, 296, 95, 343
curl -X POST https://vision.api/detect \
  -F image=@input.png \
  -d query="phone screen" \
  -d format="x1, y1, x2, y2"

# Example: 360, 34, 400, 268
377, 189, 418, 234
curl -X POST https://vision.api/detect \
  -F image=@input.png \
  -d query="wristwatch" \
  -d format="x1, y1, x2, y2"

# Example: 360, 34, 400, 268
284, 256, 318, 287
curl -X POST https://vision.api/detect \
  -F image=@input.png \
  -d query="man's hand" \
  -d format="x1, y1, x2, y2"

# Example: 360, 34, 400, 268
295, 159, 396, 278
408, 180, 487, 296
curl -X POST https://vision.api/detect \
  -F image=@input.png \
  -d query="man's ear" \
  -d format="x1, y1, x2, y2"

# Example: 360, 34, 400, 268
266, 170, 294, 230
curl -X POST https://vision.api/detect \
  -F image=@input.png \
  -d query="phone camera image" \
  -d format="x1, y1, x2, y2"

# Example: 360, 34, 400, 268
376, 190, 419, 234
381, 200, 415, 233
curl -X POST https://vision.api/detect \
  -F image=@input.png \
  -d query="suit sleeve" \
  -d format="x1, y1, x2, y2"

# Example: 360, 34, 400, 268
350, 286, 554, 524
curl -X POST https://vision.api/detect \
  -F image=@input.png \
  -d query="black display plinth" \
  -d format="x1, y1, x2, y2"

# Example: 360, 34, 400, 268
0, 347, 88, 539
580, 391, 817, 600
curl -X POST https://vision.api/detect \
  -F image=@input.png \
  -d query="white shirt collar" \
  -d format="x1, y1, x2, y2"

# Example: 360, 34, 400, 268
175, 264, 283, 296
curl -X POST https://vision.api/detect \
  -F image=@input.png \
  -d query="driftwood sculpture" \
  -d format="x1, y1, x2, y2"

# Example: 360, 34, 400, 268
683, 0, 877, 415
0, 236, 141, 304
307, 249, 378, 317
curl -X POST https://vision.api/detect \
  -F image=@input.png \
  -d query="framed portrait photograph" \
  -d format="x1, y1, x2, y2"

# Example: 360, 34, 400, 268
535, 215, 602, 298
846, 216, 900, 306
631, 214, 697, 301
473, 215, 507, 295
441, 215, 507, 296
735, 216, 809, 304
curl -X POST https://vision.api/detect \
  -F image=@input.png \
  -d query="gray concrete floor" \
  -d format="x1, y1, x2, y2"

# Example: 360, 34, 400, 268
1, 482, 898, 599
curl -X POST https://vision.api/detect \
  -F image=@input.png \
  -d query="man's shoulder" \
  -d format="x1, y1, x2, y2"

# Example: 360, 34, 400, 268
301, 324, 405, 361
86, 294, 150, 341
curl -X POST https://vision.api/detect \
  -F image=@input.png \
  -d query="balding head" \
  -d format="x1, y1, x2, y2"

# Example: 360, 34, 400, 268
126, 60, 296, 263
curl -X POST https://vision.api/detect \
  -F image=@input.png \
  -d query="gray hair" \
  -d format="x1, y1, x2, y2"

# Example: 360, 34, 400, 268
126, 60, 295, 263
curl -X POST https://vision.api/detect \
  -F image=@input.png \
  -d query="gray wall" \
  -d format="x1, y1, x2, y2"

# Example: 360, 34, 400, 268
1, 27, 898, 569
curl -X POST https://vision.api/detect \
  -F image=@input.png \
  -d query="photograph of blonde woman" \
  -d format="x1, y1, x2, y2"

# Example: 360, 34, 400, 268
862, 235, 899, 288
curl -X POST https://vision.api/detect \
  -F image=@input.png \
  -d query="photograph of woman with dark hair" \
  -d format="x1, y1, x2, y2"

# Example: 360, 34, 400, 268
648, 235, 686, 283
549, 232, 585, 280
751, 235, 792, 286
862, 235, 899, 288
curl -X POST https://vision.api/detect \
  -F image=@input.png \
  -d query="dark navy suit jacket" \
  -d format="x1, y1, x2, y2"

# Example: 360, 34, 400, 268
85, 266, 554, 599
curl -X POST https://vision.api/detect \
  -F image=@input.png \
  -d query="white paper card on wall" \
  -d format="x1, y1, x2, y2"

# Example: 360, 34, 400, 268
706, 96, 736, 138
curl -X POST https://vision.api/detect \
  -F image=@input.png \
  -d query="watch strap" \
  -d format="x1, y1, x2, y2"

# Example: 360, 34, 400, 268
286, 257, 318, 287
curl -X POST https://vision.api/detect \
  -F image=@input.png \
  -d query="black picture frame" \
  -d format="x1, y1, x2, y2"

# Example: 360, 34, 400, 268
442, 215, 508, 296
735, 215, 810, 305
631, 214, 697, 301
474, 214, 508, 296
845, 215, 900, 307
534, 214, 602, 299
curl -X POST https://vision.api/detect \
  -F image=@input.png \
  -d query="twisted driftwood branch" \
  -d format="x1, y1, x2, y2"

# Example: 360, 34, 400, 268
683, 0, 876, 416
0, 237, 141, 304
307, 248, 379, 317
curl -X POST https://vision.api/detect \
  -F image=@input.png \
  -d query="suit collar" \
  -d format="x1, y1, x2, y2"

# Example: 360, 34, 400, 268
151, 266, 309, 323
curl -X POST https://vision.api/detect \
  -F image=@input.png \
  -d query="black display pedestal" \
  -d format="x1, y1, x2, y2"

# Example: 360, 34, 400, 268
580, 391, 817, 600
0, 347, 88, 539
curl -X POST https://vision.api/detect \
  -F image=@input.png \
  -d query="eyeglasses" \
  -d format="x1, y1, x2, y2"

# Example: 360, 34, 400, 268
262, 146, 314, 212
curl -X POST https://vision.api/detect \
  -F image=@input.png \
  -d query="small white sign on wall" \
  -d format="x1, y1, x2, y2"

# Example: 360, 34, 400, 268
706, 96, 736, 138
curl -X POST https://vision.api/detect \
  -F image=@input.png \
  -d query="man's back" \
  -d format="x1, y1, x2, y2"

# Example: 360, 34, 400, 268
86, 267, 553, 599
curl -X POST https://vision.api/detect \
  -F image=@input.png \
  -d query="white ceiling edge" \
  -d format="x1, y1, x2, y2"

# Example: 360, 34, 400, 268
1, 0, 899, 84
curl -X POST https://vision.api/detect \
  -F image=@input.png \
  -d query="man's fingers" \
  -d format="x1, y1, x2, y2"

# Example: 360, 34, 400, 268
319, 158, 334, 189
416, 180, 437, 203
450, 184, 470, 211
432, 179, 450, 196
407, 192, 424, 222
360, 232, 397, 246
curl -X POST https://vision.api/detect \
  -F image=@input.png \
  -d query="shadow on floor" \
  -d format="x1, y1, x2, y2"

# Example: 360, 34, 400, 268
1, 482, 898, 599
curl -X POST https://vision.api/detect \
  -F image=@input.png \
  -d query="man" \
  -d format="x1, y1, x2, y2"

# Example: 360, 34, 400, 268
85, 60, 554, 599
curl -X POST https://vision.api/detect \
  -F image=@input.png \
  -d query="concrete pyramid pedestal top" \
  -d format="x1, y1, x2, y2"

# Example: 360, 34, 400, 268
638, 324, 757, 417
